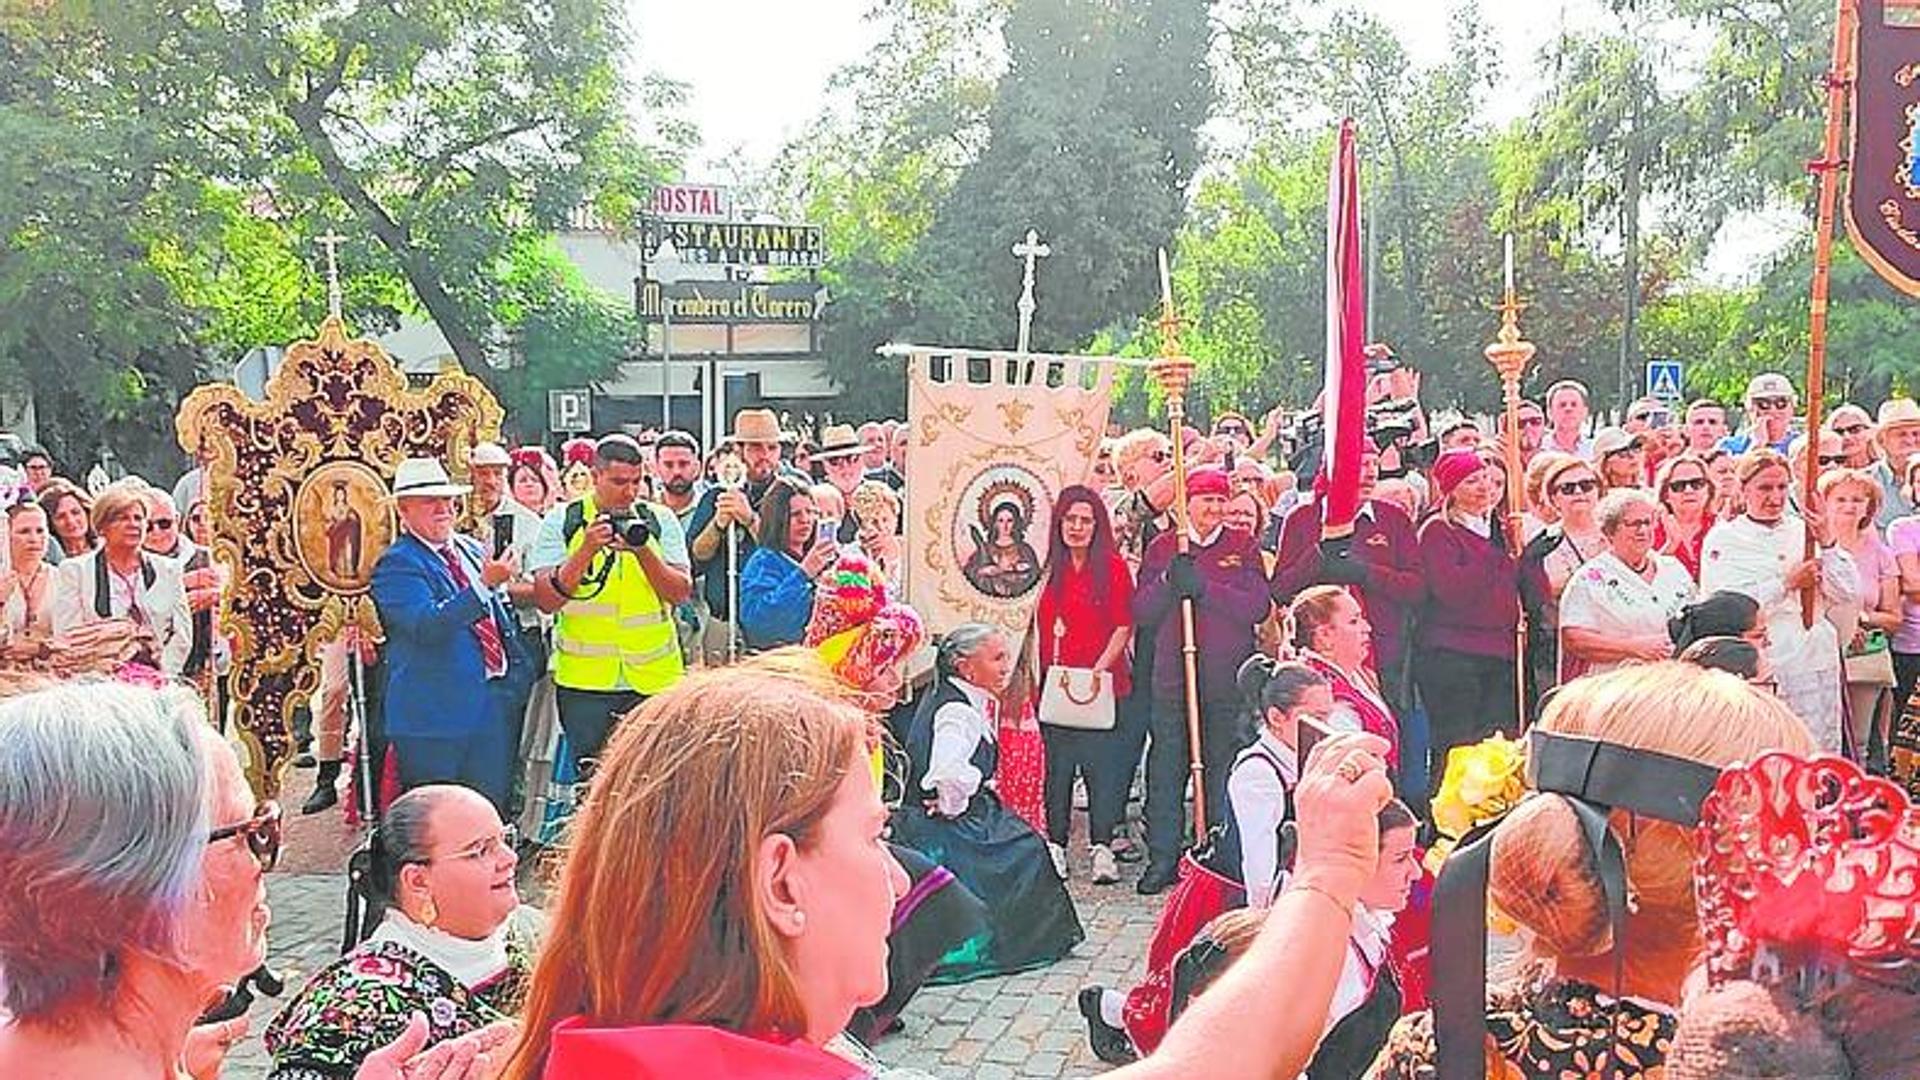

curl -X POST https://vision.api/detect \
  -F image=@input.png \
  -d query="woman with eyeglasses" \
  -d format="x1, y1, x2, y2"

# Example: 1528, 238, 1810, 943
1820, 468, 1901, 762
0, 682, 503, 1080
1558, 489, 1697, 681
1701, 450, 1858, 751
266, 785, 533, 1079
1517, 456, 1606, 701
1652, 453, 1716, 580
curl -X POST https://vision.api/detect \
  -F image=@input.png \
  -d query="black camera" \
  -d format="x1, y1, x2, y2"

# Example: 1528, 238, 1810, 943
601, 511, 652, 549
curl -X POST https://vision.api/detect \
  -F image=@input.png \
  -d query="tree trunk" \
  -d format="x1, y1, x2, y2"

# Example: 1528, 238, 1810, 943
1619, 82, 1644, 415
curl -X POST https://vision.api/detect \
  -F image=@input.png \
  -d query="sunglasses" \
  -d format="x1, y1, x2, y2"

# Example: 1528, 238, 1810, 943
150, 518, 176, 529
1752, 396, 1793, 410
1519, 416, 1546, 428
1556, 479, 1600, 496
1834, 423, 1870, 436
1150, 450, 1171, 463
208, 801, 282, 872
1216, 425, 1250, 438
1817, 453, 1848, 466
1665, 477, 1710, 492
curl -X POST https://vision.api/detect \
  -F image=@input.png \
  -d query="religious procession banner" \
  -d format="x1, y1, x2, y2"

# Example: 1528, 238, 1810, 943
895, 346, 1115, 640
1846, 0, 1920, 296
177, 316, 501, 794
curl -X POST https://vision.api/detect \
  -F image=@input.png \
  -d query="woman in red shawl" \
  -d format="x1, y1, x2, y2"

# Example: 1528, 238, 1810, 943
1288, 585, 1398, 767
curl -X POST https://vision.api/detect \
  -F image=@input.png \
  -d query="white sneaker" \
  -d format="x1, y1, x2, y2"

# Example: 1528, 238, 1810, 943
1049, 842, 1070, 880
1090, 844, 1121, 885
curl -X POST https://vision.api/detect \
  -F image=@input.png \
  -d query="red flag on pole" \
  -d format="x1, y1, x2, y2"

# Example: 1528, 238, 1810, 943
1322, 118, 1368, 540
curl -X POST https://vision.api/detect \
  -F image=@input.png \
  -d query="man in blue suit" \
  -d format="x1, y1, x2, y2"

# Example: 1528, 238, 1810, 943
371, 456, 534, 813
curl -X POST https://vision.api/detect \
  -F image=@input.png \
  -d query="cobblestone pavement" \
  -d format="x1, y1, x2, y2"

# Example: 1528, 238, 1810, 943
222, 807, 1160, 1079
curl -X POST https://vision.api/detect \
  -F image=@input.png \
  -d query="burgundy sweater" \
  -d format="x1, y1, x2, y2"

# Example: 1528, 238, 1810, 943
1415, 515, 1520, 660
1133, 528, 1273, 703
1269, 499, 1424, 670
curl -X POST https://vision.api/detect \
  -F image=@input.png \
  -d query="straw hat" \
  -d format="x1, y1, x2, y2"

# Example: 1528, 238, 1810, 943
391, 458, 470, 498
730, 409, 781, 445
814, 424, 864, 461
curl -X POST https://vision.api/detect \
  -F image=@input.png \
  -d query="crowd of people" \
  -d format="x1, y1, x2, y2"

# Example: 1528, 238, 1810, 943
5, 358, 1920, 1079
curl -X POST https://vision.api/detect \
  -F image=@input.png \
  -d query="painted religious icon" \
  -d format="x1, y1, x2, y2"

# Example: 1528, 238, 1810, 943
956, 469, 1046, 600
293, 462, 394, 595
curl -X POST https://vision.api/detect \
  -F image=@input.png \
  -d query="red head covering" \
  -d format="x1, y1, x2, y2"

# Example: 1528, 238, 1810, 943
1186, 466, 1230, 500
1430, 448, 1486, 501
562, 438, 596, 468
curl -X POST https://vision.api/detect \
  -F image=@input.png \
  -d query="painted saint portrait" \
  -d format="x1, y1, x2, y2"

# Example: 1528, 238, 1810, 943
293, 461, 395, 595
955, 470, 1046, 600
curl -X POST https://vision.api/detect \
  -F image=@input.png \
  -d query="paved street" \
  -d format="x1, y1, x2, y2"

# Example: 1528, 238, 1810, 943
222, 806, 1160, 1079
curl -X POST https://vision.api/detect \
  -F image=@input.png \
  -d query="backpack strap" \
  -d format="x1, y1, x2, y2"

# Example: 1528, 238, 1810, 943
562, 500, 588, 546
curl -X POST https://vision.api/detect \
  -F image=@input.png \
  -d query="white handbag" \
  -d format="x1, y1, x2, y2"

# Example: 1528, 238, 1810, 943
1037, 619, 1116, 731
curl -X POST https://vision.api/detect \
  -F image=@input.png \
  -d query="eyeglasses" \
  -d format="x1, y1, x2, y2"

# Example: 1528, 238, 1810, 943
1519, 417, 1546, 428
208, 801, 282, 872
1834, 423, 1870, 436
1665, 477, 1710, 493
1556, 479, 1600, 496
1618, 517, 1656, 530
1817, 453, 1848, 466
1752, 396, 1793, 411
1216, 425, 1250, 438
425, 823, 519, 864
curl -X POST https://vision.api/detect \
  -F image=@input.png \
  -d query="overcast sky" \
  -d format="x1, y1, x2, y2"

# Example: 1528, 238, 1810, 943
625, 0, 1795, 280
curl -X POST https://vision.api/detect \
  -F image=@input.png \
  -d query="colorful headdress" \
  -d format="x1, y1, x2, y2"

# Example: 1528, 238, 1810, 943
561, 437, 597, 468
1694, 752, 1920, 994
806, 551, 926, 694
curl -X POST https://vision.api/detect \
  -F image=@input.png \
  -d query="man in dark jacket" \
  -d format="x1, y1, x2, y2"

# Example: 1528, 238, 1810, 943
1268, 451, 1424, 712
1131, 466, 1273, 893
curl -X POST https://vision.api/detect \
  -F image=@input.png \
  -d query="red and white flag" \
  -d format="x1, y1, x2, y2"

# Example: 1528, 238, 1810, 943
1322, 118, 1368, 539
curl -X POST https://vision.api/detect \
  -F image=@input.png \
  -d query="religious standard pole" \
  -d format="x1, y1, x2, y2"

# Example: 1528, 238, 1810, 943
1012, 229, 1051, 354
1802, 0, 1857, 628
1150, 248, 1209, 832
314, 230, 380, 822
1486, 234, 1536, 728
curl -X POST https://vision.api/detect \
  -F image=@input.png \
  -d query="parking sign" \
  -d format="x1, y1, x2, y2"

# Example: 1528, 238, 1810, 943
548, 388, 592, 433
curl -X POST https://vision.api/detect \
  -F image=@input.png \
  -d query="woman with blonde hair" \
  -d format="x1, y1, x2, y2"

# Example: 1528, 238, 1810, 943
1821, 467, 1900, 761
49, 480, 193, 677
1374, 661, 1815, 1078
849, 480, 904, 595
502, 651, 1405, 1079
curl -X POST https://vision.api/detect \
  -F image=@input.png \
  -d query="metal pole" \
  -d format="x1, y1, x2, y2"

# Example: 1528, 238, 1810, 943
1802, 0, 1855, 628
661, 296, 673, 431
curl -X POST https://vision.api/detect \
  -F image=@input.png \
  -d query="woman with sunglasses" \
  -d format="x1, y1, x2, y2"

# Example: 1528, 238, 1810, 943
1787, 429, 1847, 513
0, 681, 503, 1080
1652, 453, 1716, 580
1701, 450, 1858, 751
1517, 456, 1606, 701
1826, 403, 1878, 469
266, 785, 533, 1078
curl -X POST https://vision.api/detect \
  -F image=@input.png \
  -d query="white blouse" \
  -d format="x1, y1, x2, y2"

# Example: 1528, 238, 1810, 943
1227, 728, 1299, 910
922, 678, 998, 800
1558, 550, 1696, 677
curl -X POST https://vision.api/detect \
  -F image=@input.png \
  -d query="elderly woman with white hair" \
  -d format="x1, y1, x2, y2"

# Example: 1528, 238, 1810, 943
48, 479, 193, 676
1558, 488, 1697, 681
0, 681, 510, 1080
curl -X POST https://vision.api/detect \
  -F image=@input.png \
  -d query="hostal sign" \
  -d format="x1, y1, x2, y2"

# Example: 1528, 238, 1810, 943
635, 280, 821, 325
643, 217, 825, 268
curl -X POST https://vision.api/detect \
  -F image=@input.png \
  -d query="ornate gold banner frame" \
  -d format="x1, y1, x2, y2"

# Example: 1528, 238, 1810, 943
177, 316, 502, 794
885, 345, 1115, 641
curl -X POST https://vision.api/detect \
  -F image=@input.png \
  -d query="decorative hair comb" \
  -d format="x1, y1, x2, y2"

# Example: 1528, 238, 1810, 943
1695, 753, 1920, 993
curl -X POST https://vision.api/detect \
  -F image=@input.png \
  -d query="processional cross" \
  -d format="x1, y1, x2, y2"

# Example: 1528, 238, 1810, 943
1012, 228, 1051, 353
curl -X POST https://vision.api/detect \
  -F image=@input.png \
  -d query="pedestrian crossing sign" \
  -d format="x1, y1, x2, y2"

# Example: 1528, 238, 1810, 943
1646, 359, 1685, 401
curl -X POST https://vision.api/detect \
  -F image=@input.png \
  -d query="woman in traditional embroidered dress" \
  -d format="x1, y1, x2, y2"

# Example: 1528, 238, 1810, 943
1166, 800, 1421, 1080
891, 624, 1084, 983
266, 786, 532, 1079
1558, 489, 1696, 682
1700, 450, 1857, 751
1651, 453, 1715, 581
1289, 586, 1398, 765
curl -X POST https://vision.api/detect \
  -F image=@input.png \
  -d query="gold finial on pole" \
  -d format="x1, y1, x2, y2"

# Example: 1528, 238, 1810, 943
1147, 248, 1209, 832
1486, 234, 1537, 727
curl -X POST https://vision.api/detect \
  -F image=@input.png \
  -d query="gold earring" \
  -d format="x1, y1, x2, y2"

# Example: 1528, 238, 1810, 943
420, 897, 438, 927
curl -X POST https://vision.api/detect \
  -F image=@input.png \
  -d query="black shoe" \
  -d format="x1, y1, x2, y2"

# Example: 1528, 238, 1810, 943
1078, 987, 1138, 1065
1135, 862, 1177, 895
301, 761, 341, 815
293, 752, 317, 769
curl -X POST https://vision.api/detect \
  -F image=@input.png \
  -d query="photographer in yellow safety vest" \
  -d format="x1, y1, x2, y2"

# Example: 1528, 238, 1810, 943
530, 434, 693, 775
